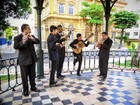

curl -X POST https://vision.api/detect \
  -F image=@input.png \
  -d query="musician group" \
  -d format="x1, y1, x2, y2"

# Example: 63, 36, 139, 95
47, 25, 113, 87
13, 24, 112, 96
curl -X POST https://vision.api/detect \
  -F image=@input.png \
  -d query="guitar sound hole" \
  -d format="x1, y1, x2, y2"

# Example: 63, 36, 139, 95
78, 44, 82, 48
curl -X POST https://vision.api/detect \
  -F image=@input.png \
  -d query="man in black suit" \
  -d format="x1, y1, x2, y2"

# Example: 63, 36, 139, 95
13, 24, 40, 96
97, 32, 113, 81
47, 25, 62, 87
55, 25, 66, 79
70, 33, 90, 76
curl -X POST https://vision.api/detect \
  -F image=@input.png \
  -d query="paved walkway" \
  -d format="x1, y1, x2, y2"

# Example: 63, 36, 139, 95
1, 70, 140, 105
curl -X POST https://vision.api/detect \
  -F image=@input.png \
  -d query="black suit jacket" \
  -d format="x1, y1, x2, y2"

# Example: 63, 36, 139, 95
47, 33, 60, 61
13, 34, 40, 65
99, 37, 113, 59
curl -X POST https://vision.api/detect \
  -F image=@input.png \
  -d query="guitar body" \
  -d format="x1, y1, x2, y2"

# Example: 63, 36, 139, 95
72, 41, 85, 54
72, 33, 94, 54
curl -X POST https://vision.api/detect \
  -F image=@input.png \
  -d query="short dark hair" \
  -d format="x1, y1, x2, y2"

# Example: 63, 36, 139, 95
21, 24, 29, 32
102, 32, 108, 35
77, 33, 81, 38
50, 25, 57, 32
57, 25, 62, 28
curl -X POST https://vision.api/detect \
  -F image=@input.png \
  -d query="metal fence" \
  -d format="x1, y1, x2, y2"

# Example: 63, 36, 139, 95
0, 50, 140, 94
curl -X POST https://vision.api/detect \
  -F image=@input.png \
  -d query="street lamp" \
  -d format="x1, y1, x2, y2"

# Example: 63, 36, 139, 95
100, 0, 118, 33
34, 0, 45, 79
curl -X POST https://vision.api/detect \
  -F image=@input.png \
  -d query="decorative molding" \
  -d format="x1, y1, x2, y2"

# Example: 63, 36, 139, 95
57, 0, 66, 4
67, 0, 76, 5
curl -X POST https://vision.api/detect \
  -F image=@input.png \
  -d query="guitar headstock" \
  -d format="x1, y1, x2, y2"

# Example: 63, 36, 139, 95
89, 33, 94, 37
67, 30, 72, 37
86, 33, 94, 39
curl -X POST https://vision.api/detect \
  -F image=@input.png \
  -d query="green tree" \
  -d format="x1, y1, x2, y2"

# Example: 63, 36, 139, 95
5, 27, 13, 40
80, 2, 103, 46
113, 11, 139, 49
0, 0, 32, 31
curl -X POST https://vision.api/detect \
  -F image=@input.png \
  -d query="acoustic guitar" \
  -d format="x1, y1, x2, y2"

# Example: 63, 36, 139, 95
61, 30, 72, 40
96, 39, 105, 49
72, 33, 94, 54
56, 31, 72, 47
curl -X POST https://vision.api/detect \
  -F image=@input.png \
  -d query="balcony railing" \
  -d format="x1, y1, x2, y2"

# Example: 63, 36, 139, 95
0, 50, 140, 94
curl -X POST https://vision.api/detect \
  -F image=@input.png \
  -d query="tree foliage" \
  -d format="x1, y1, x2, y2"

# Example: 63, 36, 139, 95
80, 2, 103, 45
113, 11, 139, 29
112, 11, 139, 48
80, 2, 104, 26
5, 27, 13, 40
0, 0, 32, 30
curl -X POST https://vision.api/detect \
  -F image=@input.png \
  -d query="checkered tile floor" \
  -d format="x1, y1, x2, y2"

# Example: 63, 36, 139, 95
1, 70, 140, 105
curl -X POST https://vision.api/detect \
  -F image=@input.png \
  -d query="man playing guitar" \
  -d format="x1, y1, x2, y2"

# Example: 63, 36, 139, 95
55, 25, 72, 79
55, 25, 66, 79
70, 33, 90, 76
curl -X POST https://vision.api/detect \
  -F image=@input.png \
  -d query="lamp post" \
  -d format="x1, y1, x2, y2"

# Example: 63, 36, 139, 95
34, 0, 45, 79
100, 0, 118, 33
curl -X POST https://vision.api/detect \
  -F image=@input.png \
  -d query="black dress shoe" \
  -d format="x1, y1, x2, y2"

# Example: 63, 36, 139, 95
49, 81, 57, 87
60, 75, 65, 77
57, 75, 65, 79
49, 84, 57, 87
101, 77, 106, 81
23, 90, 29, 97
31, 87, 40, 92
77, 74, 81, 76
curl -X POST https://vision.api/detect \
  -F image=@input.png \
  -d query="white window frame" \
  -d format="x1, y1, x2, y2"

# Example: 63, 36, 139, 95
68, 5, 74, 15
58, 3, 64, 14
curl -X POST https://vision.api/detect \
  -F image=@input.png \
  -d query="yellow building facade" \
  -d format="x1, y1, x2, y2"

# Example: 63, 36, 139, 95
41, 0, 127, 46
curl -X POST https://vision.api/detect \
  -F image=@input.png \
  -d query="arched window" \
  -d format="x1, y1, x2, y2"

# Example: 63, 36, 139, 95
68, 24, 74, 42
85, 25, 90, 38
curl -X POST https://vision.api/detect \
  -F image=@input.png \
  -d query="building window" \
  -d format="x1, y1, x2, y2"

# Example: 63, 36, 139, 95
133, 32, 138, 36
69, 24, 74, 42
59, 4, 64, 14
133, 24, 139, 28
125, 32, 130, 36
68, 5, 74, 15
117, 32, 121, 36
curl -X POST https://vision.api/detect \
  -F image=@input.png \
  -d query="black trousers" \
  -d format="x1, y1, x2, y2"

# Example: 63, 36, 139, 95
20, 63, 36, 91
57, 47, 65, 77
74, 54, 82, 74
99, 57, 109, 78
50, 61, 58, 84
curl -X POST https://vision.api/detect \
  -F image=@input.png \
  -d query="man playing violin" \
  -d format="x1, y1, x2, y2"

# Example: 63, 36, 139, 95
97, 32, 113, 81
70, 33, 90, 76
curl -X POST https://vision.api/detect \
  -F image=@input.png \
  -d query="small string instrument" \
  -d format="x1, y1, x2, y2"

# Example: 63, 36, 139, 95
58, 31, 72, 47
97, 39, 105, 49
72, 33, 94, 54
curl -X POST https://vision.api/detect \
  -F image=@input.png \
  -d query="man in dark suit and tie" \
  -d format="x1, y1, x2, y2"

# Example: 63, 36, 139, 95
55, 25, 66, 79
97, 32, 113, 81
13, 24, 40, 96
47, 25, 62, 87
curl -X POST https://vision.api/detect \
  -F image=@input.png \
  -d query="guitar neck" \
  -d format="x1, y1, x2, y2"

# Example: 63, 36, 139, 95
64, 32, 71, 39
84, 37, 90, 42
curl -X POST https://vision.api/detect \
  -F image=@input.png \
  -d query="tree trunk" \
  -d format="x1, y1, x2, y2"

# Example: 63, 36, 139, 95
132, 40, 140, 66
105, 16, 109, 33
119, 28, 124, 49
93, 24, 98, 49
